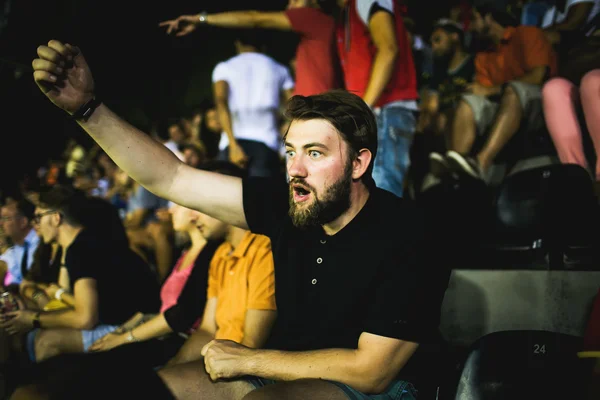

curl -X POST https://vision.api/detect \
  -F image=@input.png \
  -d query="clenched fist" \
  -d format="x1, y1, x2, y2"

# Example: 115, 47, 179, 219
32, 40, 95, 114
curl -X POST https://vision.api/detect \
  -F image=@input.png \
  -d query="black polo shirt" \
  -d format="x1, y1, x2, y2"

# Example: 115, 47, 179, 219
243, 177, 449, 354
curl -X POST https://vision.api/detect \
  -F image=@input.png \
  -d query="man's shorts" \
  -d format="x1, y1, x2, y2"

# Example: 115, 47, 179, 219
246, 377, 417, 400
461, 81, 544, 136
26, 324, 118, 362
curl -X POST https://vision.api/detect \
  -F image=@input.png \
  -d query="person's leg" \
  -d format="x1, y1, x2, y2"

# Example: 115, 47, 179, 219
445, 94, 498, 178
579, 69, 600, 180
33, 329, 83, 362
242, 379, 346, 400
157, 359, 255, 400
448, 99, 478, 155
165, 329, 214, 366
371, 106, 416, 197
542, 77, 588, 170
475, 84, 523, 172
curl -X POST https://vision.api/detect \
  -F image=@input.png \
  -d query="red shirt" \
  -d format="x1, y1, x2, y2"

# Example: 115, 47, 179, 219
335, 0, 417, 107
285, 7, 342, 96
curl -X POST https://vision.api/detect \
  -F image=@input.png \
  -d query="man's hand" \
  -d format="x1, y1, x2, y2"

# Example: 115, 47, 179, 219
33, 40, 95, 114
89, 332, 127, 352
0, 309, 35, 335
158, 15, 200, 37
466, 82, 500, 97
201, 340, 254, 381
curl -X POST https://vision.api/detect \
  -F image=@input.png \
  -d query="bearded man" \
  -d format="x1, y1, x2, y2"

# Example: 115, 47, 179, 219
23, 39, 450, 400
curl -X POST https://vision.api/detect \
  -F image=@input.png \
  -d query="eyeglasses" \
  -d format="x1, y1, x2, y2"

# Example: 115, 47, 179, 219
32, 210, 59, 224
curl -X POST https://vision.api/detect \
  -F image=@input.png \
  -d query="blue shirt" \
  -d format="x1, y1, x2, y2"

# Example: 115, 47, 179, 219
1, 228, 40, 285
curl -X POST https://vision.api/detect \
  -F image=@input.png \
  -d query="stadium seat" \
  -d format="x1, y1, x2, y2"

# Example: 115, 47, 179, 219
453, 330, 590, 400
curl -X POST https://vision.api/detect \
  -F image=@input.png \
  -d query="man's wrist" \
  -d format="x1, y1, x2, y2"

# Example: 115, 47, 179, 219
198, 11, 208, 24
242, 349, 263, 376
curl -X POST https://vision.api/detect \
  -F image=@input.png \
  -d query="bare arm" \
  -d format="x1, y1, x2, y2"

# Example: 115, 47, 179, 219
548, 2, 593, 31
207, 332, 419, 394
240, 309, 277, 349
517, 65, 548, 86
38, 278, 99, 330
205, 11, 292, 30
362, 11, 400, 107
89, 313, 173, 352
33, 41, 248, 229
213, 81, 236, 150
158, 11, 292, 37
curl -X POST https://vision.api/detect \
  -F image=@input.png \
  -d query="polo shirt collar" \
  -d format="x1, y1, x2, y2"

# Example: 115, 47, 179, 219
316, 189, 376, 245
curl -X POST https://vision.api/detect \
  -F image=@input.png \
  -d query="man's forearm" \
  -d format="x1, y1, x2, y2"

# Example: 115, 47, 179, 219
244, 348, 382, 394
362, 49, 398, 107
215, 102, 236, 145
39, 309, 96, 330
131, 314, 173, 343
204, 11, 261, 28
79, 104, 182, 199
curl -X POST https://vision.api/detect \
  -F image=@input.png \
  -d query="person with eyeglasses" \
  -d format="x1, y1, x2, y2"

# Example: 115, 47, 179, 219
0, 185, 160, 364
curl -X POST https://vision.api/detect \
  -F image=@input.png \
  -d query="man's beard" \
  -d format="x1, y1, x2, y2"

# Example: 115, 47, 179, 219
288, 163, 353, 228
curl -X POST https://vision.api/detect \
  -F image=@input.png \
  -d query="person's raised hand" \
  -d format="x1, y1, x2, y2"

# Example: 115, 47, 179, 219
32, 40, 95, 115
158, 15, 199, 37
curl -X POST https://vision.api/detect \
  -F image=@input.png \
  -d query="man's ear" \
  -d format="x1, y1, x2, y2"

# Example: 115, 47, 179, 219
352, 148, 373, 181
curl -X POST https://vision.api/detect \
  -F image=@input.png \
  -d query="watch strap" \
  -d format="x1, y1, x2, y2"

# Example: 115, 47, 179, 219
71, 97, 102, 121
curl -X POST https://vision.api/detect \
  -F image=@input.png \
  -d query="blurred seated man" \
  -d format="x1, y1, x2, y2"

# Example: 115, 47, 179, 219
0, 185, 160, 363
0, 197, 39, 289
431, 0, 556, 182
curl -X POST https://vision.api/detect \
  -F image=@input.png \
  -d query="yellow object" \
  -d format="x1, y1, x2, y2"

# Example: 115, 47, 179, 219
43, 299, 69, 311
578, 351, 600, 359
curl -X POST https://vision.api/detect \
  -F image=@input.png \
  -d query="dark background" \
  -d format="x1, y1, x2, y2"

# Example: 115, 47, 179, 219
0, 0, 450, 193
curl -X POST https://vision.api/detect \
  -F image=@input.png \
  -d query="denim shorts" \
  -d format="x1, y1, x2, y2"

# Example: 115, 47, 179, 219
246, 377, 417, 400
26, 324, 118, 362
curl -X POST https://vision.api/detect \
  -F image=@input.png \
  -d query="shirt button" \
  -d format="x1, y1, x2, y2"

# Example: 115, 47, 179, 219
311, 278, 317, 285
229, 271, 234, 275
320, 240, 326, 244
316, 257, 323, 264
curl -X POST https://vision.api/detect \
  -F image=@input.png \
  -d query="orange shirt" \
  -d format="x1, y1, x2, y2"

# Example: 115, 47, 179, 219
207, 232, 276, 343
475, 26, 557, 87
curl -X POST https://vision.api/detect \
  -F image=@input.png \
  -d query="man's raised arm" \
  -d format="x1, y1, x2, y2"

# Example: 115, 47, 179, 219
32, 40, 248, 229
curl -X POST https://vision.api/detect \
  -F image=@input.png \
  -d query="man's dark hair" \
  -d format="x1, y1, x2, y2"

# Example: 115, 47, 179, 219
38, 185, 129, 246
433, 19, 466, 47
37, 185, 88, 227
9, 197, 35, 221
474, 0, 520, 27
283, 90, 377, 187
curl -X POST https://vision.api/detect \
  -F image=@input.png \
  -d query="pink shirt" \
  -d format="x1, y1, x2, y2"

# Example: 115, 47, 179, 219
160, 252, 195, 314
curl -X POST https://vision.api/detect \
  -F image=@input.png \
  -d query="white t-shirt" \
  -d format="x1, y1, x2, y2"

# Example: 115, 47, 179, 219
541, 0, 600, 28
212, 52, 295, 151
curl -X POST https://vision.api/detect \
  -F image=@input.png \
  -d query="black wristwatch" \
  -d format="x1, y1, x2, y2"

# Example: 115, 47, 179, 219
71, 97, 102, 121
32, 312, 41, 329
